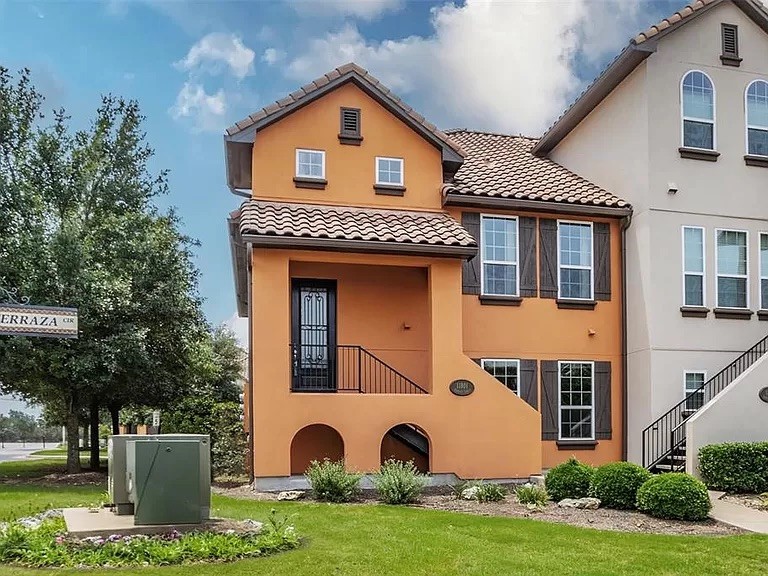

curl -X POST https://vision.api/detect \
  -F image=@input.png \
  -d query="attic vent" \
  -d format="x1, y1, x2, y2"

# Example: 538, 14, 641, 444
339, 107, 362, 145
721, 24, 741, 67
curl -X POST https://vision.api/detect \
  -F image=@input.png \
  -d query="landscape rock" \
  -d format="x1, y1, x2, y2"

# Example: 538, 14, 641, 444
557, 497, 601, 510
277, 490, 305, 501
461, 486, 480, 500
242, 519, 263, 533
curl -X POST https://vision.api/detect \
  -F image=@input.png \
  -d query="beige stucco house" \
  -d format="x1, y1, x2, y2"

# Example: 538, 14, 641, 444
532, 0, 768, 471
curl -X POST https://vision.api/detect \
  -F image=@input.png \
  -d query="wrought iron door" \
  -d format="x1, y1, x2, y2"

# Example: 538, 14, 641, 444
291, 279, 337, 391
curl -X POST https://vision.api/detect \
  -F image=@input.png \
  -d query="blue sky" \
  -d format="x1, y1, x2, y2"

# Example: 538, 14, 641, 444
0, 0, 683, 339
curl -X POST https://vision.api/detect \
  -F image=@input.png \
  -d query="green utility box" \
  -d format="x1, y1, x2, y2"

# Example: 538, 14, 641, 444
126, 439, 202, 525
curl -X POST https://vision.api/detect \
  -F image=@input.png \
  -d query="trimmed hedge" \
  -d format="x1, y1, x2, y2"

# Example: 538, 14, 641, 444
545, 457, 594, 502
637, 473, 711, 521
589, 462, 651, 510
698, 442, 768, 493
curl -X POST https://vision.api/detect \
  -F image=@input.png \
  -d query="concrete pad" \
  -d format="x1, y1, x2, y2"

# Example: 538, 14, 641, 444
708, 491, 768, 534
63, 508, 213, 538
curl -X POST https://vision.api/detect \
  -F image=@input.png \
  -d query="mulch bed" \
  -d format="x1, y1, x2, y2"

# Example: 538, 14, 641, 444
1, 471, 107, 486
722, 493, 768, 513
213, 484, 744, 536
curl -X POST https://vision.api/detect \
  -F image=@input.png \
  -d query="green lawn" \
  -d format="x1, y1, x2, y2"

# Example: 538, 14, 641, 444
1, 461, 767, 575
0, 459, 106, 480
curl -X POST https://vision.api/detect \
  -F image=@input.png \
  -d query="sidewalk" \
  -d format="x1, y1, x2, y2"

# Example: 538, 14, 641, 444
709, 491, 768, 534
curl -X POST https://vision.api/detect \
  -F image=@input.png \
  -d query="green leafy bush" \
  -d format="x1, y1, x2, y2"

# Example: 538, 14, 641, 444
210, 402, 247, 477
515, 483, 548, 508
305, 459, 362, 503
373, 459, 428, 504
636, 473, 711, 520
589, 462, 651, 510
698, 442, 768, 493
545, 457, 594, 502
473, 481, 508, 503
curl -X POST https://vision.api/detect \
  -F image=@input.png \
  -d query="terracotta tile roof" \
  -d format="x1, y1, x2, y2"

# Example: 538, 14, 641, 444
634, 0, 716, 44
444, 130, 630, 210
237, 200, 476, 253
225, 62, 465, 158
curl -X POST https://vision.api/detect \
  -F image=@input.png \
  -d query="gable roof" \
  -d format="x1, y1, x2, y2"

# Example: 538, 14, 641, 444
224, 63, 464, 192
443, 130, 630, 216
533, 0, 768, 156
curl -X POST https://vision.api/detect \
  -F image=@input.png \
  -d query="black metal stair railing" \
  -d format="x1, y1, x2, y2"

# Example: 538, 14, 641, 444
642, 333, 768, 469
291, 343, 427, 394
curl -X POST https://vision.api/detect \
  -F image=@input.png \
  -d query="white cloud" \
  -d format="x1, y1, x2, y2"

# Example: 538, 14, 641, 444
290, 0, 404, 21
175, 32, 255, 80
262, 47, 286, 66
286, 0, 647, 136
222, 313, 249, 350
169, 82, 226, 133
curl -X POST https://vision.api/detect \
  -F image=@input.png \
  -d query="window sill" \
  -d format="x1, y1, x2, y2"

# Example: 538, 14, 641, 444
338, 134, 363, 146
479, 295, 523, 307
679, 147, 720, 162
556, 299, 597, 310
293, 177, 327, 190
713, 308, 753, 320
556, 440, 598, 450
680, 306, 710, 318
757, 310, 768, 321
720, 55, 742, 67
745, 155, 768, 168
373, 184, 406, 196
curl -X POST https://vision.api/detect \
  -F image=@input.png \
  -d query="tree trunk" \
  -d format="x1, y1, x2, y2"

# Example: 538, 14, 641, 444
65, 404, 81, 474
109, 405, 120, 435
89, 401, 100, 470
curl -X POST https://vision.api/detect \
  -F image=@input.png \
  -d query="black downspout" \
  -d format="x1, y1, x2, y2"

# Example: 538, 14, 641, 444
620, 214, 632, 462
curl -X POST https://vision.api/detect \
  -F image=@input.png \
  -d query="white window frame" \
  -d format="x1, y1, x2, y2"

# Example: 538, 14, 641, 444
760, 232, 768, 310
480, 214, 520, 297
480, 358, 521, 395
295, 148, 326, 179
557, 220, 594, 301
745, 79, 768, 158
715, 228, 749, 310
374, 156, 404, 186
682, 226, 706, 307
683, 370, 707, 411
557, 360, 595, 442
680, 70, 717, 151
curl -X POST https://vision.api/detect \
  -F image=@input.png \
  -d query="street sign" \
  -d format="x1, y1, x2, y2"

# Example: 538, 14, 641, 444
0, 303, 79, 339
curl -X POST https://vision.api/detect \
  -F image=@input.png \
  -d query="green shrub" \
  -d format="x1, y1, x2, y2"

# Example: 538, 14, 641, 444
305, 459, 362, 503
515, 483, 548, 508
637, 473, 711, 520
545, 457, 594, 502
698, 442, 768, 493
589, 462, 651, 510
211, 402, 247, 477
473, 482, 508, 503
373, 459, 428, 504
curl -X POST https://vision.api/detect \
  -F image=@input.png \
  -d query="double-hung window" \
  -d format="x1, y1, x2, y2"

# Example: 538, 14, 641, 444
481, 215, 518, 296
746, 80, 768, 157
682, 226, 705, 307
558, 222, 593, 300
716, 229, 748, 309
481, 359, 520, 394
559, 361, 594, 441
375, 157, 403, 186
296, 149, 325, 179
761, 233, 768, 310
681, 71, 715, 150
684, 371, 706, 412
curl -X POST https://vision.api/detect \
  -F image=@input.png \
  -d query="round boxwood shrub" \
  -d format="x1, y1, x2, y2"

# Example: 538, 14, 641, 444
637, 473, 711, 520
544, 457, 594, 502
589, 462, 651, 509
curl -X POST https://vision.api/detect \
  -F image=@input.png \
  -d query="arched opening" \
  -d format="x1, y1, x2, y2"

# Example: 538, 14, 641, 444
290, 424, 344, 475
380, 423, 430, 473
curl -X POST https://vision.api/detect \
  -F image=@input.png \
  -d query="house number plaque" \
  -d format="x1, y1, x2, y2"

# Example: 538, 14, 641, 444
450, 379, 475, 397
759, 387, 768, 403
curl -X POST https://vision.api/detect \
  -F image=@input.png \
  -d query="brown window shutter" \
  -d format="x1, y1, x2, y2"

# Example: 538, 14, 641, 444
594, 222, 611, 301
541, 360, 558, 440
595, 361, 612, 440
519, 359, 538, 410
519, 217, 537, 297
471, 358, 481, 366
462, 212, 481, 295
539, 219, 558, 299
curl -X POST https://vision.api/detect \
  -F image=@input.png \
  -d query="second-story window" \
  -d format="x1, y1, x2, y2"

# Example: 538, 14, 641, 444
481, 359, 520, 394
558, 221, 593, 300
681, 71, 715, 150
683, 226, 705, 307
746, 80, 768, 157
481, 215, 518, 296
760, 233, 768, 310
375, 157, 403, 186
716, 229, 748, 309
296, 149, 325, 179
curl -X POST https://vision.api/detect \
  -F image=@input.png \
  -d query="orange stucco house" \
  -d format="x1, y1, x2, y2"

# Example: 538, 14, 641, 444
225, 63, 632, 489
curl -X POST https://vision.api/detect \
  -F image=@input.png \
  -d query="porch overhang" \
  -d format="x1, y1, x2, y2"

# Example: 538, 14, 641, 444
443, 192, 633, 218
